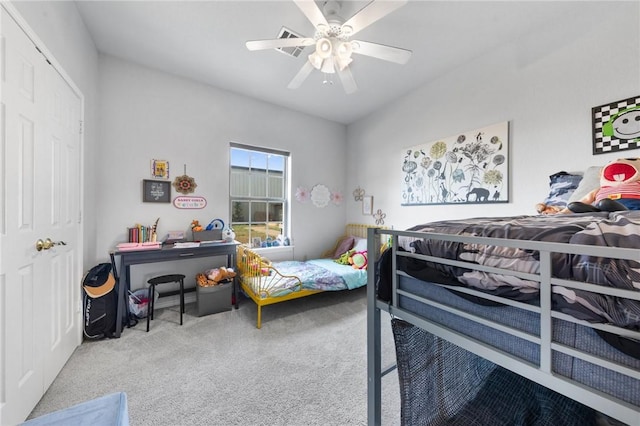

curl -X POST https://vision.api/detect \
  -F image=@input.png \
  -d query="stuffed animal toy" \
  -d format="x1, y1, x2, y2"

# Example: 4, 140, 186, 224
206, 267, 236, 283
349, 251, 368, 270
196, 267, 237, 287
535, 203, 565, 215
334, 250, 353, 265
191, 220, 203, 232
567, 158, 640, 213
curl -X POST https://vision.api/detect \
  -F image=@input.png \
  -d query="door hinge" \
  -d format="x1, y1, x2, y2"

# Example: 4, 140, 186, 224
34, 45, 51, 65
79, 120, 84, 135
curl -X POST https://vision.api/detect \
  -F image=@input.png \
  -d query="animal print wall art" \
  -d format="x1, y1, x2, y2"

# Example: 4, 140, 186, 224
401, 121, 509, 206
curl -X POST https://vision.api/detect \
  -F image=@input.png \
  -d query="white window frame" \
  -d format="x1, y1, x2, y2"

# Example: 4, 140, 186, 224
229, 142, 290, 247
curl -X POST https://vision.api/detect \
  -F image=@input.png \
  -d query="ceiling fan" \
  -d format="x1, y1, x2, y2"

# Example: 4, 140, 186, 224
246, 0, 412, 94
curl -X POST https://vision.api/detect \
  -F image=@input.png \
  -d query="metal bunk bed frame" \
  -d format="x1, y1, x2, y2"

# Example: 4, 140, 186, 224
366, 227, 640, 426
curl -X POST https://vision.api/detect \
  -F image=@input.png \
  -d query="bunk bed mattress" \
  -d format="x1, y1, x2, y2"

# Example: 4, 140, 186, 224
390, 211, 640, 329
396, 275, 640, 406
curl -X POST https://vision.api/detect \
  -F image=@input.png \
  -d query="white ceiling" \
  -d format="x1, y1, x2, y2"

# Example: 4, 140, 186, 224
75, 1, 595, 125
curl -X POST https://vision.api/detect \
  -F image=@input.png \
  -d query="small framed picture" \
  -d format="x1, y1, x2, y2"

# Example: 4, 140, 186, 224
151, 159, 169, 179
143, 179, 171, 203
252, 237, 262, 248
362, 196, 373, 215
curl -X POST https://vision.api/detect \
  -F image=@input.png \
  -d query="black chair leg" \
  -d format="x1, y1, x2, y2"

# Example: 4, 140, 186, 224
179, 278, 184, 325
146, 285, 153, 332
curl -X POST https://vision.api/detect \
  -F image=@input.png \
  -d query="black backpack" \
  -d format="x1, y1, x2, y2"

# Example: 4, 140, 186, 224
82, 263, 118, 339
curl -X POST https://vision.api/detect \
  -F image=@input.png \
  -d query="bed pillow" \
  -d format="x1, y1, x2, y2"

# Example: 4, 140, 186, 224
542, 171, 583, 207
333, 235, 355, 259
568, 165, 602, 203
352, 237, 368, 253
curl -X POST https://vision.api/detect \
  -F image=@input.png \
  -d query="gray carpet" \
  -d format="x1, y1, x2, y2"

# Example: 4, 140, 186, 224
28, 287, 400, 425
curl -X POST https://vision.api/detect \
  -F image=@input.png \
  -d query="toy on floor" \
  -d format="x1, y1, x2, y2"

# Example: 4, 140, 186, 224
567, 158, 640, 213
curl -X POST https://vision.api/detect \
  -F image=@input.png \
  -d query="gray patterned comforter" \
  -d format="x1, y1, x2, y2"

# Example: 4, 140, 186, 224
394, 211, 640, 329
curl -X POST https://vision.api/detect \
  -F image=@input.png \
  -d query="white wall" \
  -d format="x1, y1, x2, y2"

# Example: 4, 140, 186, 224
95, 56, 347, 288
346, 2, 640, 230
13, 1, 639, 277
10, 0, 100, 270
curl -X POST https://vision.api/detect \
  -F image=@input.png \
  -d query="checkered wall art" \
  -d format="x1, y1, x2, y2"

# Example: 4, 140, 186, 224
592, 95, 640, 155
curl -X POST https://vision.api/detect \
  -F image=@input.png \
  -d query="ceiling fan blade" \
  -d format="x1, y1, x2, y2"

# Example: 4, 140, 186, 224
352, 40, 412, 64
342, 0, 407, 36
246, 37, 315, 51
337, 67, 358, 94
293, 0, 329, 30
288, 60, 315, 89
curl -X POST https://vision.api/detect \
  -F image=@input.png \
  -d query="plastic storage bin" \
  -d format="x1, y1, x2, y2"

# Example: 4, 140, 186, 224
192, 230, 222, 241
196, 281, 232, 316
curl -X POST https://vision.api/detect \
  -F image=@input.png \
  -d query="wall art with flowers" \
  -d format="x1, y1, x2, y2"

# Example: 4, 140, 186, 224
401, 121, 509, 206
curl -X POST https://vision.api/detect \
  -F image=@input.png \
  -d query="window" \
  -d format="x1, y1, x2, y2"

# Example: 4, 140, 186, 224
229, 143, 289, 247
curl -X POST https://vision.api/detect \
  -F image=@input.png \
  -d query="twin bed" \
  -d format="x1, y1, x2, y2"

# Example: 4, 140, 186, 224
367, 212, 640, 425
237, 223, 383, 328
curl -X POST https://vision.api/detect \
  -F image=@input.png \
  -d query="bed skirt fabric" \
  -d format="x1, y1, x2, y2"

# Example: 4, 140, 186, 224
391, 319, 599, 426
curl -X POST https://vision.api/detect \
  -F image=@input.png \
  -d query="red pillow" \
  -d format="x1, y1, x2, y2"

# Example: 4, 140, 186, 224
333, 236, 355, 259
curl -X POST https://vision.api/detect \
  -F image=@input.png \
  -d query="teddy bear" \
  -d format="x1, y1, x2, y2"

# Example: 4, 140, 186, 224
567, 158, 640, 213
191, 220, 203, 232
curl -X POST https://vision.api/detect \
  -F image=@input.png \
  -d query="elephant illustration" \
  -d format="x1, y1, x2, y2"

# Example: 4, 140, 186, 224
466, 187, 490, 202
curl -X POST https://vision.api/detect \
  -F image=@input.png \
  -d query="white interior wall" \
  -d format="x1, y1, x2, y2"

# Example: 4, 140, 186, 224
346, 2, 640, 230
96, 55, 347, 290
11, 1, 640, 281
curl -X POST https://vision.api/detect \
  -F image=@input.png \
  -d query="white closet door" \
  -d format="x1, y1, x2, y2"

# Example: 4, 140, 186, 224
0, 6, 82, 425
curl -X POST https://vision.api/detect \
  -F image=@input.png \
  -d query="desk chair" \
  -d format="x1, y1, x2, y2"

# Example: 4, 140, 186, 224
146, 274, 186, 332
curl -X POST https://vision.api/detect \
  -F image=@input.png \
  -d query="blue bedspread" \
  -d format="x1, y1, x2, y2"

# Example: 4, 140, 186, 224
272, 259, 367, 291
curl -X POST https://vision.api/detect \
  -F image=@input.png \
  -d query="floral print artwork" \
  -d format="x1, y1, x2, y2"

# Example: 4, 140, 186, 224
402, 121, 509, 205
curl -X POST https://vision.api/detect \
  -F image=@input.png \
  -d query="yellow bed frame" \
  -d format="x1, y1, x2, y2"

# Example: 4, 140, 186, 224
237, 223, 386, 328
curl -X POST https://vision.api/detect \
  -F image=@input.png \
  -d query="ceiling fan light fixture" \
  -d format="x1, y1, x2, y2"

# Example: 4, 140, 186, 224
308, 52, 323, 69
316, 38, 333, 59
341, 25, 353, 36
248, 0, 411, 94
320, 56, 335, 74
336, 41, 353, 59
336, 56, 352, 71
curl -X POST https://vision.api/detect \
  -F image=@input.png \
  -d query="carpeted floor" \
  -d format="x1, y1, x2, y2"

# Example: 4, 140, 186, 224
28, 287, 400, 425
